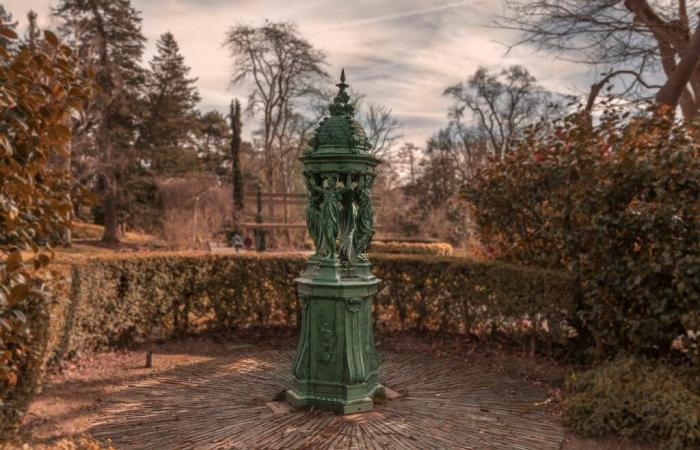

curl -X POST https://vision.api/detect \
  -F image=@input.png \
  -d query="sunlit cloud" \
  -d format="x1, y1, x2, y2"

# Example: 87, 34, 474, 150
4, 0, 592, 146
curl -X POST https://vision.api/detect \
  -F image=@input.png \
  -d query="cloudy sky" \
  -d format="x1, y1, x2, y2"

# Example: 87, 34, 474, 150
4, 0, 593, 145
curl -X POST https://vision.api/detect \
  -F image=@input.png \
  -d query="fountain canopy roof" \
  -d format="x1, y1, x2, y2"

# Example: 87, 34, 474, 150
301, 70, 381, 174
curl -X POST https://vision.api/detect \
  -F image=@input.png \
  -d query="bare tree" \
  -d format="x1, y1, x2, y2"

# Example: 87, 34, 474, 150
422, 125, 490, 188
224, 21, 327, 245
362, 103, 403, 159
444, 65, 554, 160
346, 90, 404, 159
444, 124, 490, 182
397, 142, 420, 185
499, 0, 700, 119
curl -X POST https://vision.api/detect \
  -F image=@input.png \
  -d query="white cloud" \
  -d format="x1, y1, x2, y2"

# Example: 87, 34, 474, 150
3, 0, 593, 145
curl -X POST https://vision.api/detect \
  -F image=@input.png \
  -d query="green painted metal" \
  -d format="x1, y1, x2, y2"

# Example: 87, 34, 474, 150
287, 70, 383, 414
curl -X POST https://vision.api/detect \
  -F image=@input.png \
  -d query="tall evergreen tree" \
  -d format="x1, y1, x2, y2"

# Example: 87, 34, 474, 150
139, 31, 201, 176
198, 110, 230, 177
55, 0, 146, 243
229, 98, 244, 230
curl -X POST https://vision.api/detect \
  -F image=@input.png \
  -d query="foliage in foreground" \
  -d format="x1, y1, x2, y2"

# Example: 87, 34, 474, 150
563, 357, 700, 450
467, 110, 700, 363
0, 27, 91, 437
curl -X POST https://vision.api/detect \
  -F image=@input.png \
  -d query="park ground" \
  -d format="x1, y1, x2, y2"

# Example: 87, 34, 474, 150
16, 329, 656, 450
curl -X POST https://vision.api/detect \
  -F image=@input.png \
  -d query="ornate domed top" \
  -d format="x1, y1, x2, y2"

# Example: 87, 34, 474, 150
306, 70, 372, 154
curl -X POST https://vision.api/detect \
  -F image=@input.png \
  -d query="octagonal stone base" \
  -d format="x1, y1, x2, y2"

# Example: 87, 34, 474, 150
286, 383, 384, 415
287, 258, 381, 414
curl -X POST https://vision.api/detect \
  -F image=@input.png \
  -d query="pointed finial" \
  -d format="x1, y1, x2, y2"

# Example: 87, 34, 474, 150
336, 68, 349, 92
330, 68, 353, 116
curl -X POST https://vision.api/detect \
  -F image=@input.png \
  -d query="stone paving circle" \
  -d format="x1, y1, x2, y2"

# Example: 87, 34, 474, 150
90, 348, 564, 449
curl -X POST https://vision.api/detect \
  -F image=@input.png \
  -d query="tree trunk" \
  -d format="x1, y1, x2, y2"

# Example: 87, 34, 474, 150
62, 117, 73, 247
265, 155, 276, 247
102, 183, 120, 243
656, 21, 700, 114
91, 0, 120, 244
624, 0, 699, 118
283, 181, 291, 247
230, 99, 244, 233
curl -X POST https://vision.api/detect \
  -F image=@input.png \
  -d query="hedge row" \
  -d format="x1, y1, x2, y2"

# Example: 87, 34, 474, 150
47, 252, 577, 360
369, 241, 454, 256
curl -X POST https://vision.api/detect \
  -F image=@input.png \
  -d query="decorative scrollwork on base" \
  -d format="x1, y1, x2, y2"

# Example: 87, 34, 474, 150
319, 319, 335, 363
346, 297, 362, 313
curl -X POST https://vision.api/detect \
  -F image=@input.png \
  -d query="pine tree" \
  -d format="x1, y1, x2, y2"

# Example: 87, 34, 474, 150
230, 98, 244, 230
55, 0, 146, 243
139, 31, 201, 176
198, 110, 230, 177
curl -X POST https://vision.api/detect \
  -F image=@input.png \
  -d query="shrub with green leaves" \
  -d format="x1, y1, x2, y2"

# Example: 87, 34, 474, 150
563, 357, 700, 449
467, 111, 700, 362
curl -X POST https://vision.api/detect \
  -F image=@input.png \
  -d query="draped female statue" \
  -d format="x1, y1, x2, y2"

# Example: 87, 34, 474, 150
304, 175, 323, 256
338, 173, 356, 261
307, 173, 350, 259
353, 173, 375, 259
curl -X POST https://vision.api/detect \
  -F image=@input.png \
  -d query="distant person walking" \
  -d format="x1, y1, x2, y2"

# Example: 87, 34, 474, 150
231, 233, 243, 253
243, 235, 253, 250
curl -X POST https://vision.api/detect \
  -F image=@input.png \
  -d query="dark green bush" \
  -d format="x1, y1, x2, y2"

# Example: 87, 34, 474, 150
50, 252, 577, 359
467, 111, 700, 362
563, 357, 700, 449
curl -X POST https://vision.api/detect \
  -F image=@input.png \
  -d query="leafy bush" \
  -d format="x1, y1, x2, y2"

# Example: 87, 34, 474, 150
48, 252, 576, 359
563, 357, 700, 449
0, 27, 91, 437
467, 111, 700, 361
369, 241, 453, 256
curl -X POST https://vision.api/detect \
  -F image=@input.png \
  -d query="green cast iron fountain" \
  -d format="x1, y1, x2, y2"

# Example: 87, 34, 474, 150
286, 70, 383, 414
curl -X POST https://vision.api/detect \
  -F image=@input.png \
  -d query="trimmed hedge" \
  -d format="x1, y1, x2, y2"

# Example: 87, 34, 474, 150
48, 252, 577, 360
369, 241, 454, 256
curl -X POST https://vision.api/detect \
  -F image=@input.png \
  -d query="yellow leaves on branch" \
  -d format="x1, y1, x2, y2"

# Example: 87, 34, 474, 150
0, 26, 17, 40
0, 22, 93, 439
43, 30, 58, 47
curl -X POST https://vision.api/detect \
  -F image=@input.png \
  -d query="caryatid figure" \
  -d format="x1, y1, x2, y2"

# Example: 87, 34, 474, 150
307, 173, 352, 259
353, 172, 375, 259
338, 173, 356, 261
304, 174, 323, 256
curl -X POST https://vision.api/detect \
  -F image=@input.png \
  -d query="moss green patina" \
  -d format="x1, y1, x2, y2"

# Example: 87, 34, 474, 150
286, 70, 383, 414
